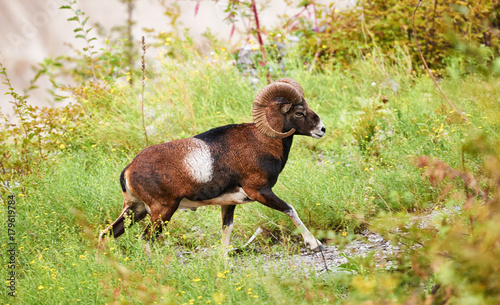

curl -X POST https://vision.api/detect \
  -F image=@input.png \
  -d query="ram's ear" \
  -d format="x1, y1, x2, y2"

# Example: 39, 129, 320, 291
280, 103, 293, 114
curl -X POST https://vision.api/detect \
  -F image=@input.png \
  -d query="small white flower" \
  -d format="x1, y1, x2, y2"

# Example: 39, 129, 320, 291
371, 82, 376, 87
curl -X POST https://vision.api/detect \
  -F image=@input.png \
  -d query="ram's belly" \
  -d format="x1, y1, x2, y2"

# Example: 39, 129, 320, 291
178, 187, 252, 210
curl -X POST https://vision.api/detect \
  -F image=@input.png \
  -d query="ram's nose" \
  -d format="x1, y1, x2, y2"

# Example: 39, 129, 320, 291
311, 121, 326, 139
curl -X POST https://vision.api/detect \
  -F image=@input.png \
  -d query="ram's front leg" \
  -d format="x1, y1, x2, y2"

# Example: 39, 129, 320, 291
285, 205, 323, 251
243, 187, 323, 251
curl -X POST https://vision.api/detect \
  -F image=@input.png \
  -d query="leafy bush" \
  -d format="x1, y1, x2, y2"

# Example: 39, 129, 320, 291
286, 0, 499, 72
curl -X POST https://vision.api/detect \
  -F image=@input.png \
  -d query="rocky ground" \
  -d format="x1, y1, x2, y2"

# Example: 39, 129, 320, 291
256, 207, 459, 274
297, 230, 398, 273
178, 208, 458, 275
257, 230, 399, 275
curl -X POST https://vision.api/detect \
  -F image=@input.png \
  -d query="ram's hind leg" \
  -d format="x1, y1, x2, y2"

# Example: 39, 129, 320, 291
140, 199, 180, 242
99, 202, 128, 242
99, 200, 149, 242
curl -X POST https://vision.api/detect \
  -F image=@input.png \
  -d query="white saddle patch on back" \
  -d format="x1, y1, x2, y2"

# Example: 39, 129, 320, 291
184, 138, 213, 183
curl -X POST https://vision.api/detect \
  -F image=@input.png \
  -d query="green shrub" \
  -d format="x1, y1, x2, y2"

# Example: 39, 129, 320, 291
292, 0, 499, 72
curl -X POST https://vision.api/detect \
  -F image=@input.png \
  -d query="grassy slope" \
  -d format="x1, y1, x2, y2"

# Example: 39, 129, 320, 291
1, 50, 499, 304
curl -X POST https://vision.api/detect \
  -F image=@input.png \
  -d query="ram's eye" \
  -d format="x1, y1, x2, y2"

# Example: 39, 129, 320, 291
295, 112, 305, 117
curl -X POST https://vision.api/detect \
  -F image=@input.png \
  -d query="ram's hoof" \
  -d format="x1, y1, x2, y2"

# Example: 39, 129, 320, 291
311, 244, 325, 252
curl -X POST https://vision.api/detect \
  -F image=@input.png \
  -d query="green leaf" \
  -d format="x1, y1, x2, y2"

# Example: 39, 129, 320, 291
75, 34, 85, 39
298, 0, 312, 7
67, 16, 78, 22
74, 27, 82, 32
82, 17, 89, 26
59, 5, 71, 9
75, 9, 83, 15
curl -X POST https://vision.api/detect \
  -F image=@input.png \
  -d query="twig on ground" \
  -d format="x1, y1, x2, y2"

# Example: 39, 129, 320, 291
316, 240, 329, 272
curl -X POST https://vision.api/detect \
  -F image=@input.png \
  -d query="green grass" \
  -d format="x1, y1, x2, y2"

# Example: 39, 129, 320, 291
1, 46, 500, 304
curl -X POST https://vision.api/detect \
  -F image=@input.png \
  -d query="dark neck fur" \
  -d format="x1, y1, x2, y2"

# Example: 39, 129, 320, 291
280, 135, 294, 171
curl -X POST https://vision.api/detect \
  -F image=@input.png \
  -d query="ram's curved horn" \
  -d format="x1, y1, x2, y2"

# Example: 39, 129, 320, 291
275, 78, 304, 99
252, 82, 302, 138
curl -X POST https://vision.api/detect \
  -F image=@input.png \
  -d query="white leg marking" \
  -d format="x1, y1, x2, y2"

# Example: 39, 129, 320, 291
221, 222, 233, 257
144, 203, 151, 215
184, 138, 213, 183
287, 207, 322, 250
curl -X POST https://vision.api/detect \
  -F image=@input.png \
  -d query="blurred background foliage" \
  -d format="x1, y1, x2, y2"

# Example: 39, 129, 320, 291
217, 0, 499, 74
292, 0, 499, 73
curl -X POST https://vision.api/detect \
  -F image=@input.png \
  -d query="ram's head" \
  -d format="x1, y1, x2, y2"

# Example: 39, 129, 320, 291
252, 78, 325, 139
